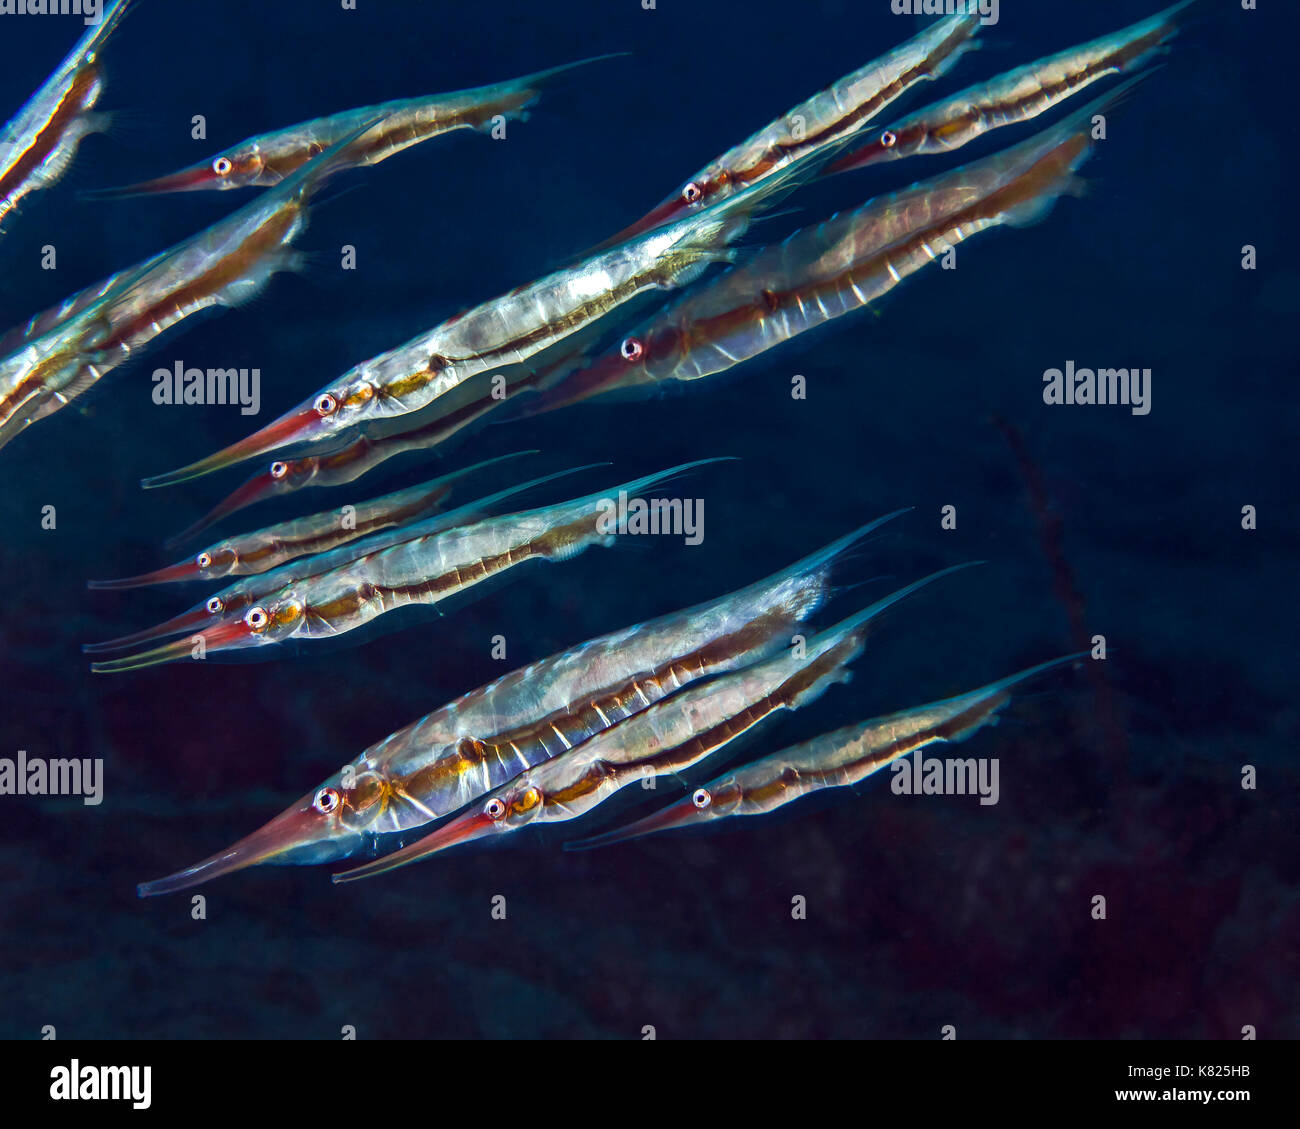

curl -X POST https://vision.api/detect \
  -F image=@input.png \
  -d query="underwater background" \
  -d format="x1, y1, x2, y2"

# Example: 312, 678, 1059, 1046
0, 0, 1295, 1039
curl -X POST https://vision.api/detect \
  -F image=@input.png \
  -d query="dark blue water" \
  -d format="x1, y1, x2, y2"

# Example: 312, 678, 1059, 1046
0, 0, 1293, 1039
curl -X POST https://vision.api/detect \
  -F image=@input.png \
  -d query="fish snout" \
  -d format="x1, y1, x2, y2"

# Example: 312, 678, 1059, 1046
137, 801, 345, 898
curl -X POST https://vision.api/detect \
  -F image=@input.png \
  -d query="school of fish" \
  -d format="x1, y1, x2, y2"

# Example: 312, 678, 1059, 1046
0, 2, 1197, 893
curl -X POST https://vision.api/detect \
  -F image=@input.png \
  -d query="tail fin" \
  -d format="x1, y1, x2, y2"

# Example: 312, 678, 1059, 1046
805, 562, 982, 665
769, 509, 913, 589
59, 0, 133, 75
508, 52, 629, 95
751, 564, 980, 714
438, 461, 610, 525
904, 9, 984, 82
756, 565, 979, 714
424, 449, 538, 491
577, 457, 736, 508
921, 651, 1088, 743
992, 72, 1151, 229
716, 511, 913, 633
1135, 0, 1200, 54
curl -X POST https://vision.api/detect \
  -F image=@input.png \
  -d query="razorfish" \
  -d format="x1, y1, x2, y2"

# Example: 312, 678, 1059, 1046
159, 391, 509, 546
569, 656, 1082, 848
602, 10, 984, 245
134, 516, 906, 895
0, 257, 140, 357
332, 565, 975, 882
96, 55, 618, 196
90, 460, 724, 673
0, 119, 383, 452
87, 451, 534, 590
506, 81, 1136, 418
141, 136, 853, 488
84, 460, 599, 659
0, 0, 131, 228
829, 1, 1194, 175
0, 296, 114, 451
0, 239, 193, 450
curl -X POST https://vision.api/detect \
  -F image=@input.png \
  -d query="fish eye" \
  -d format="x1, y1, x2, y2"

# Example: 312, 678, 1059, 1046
692, 788, 712, 809
205, 596, 224, 615
681, 181, 703, 204
880, 130, 898, 149
313, 787, 341, 814
196, 552, 212, 569
213, 156, 233, 176
620, 337, 645, 362
485, 797, 506, 820
244, 606, 269, 632
314, 393, 338, 417
269, 460, 289, 479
